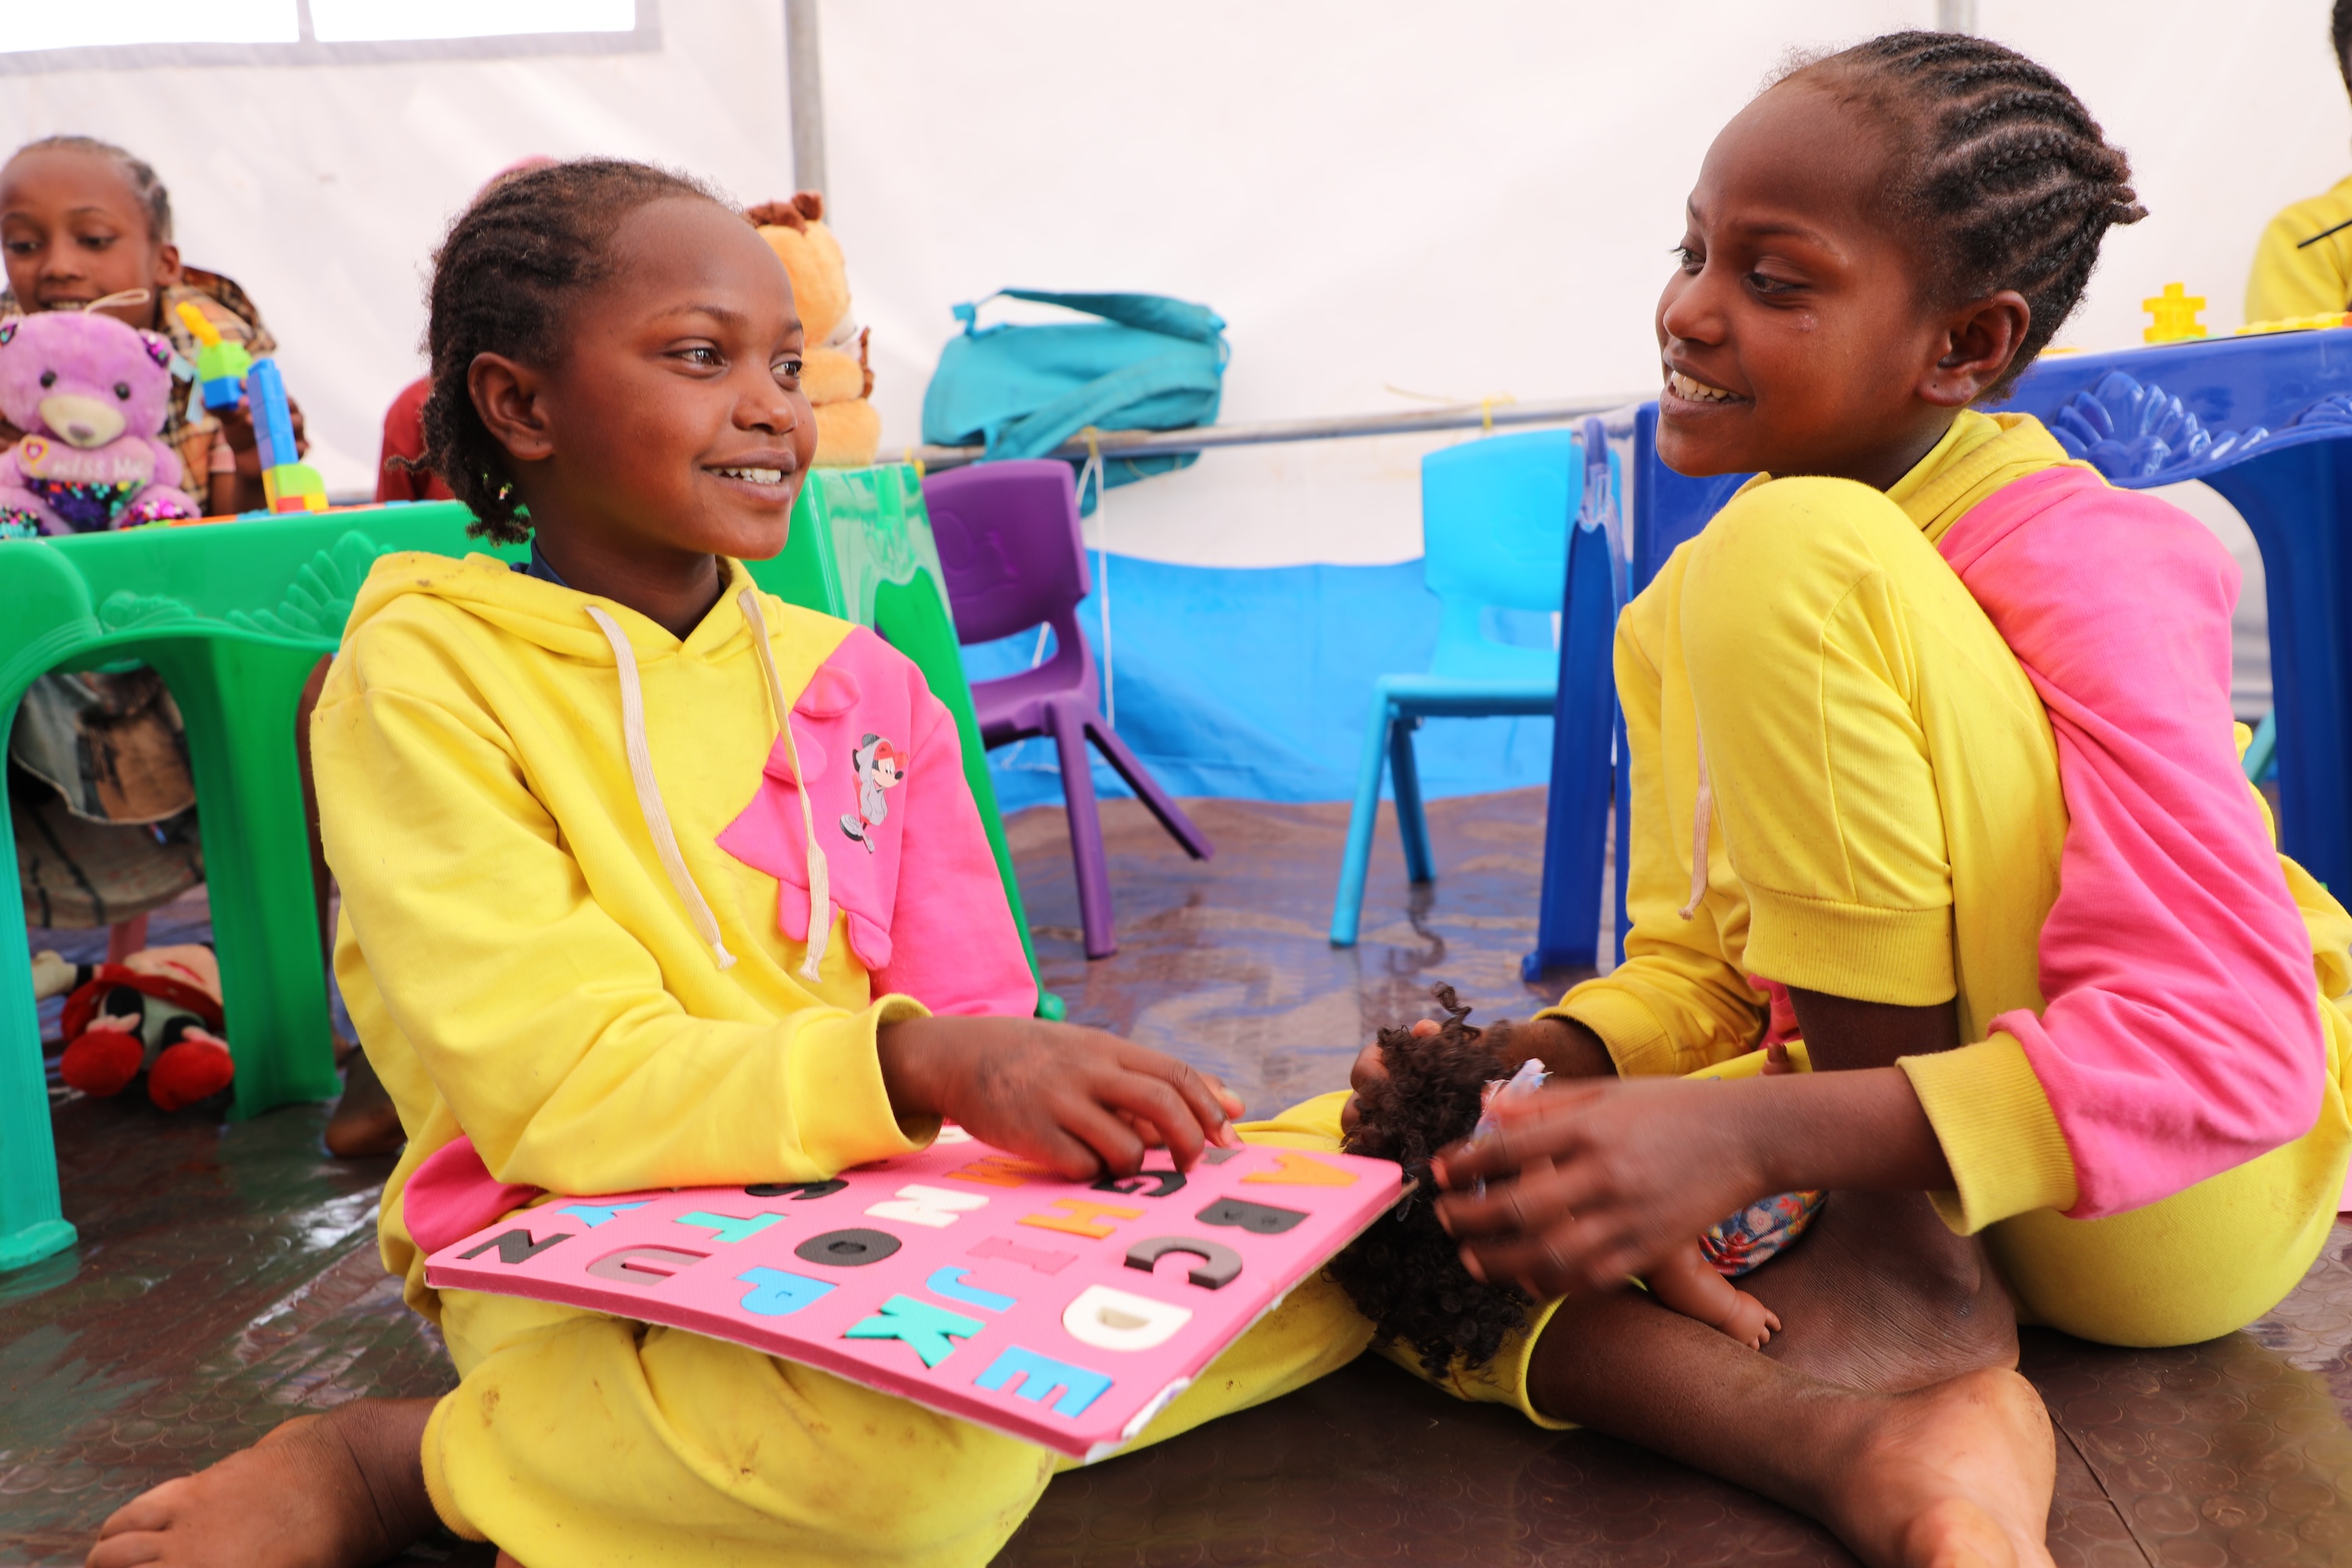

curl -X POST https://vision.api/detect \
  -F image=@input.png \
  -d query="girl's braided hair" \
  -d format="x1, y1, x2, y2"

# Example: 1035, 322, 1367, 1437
413, 158, 731, 543
1785, 31, 2147, 400
1331, 986, 1537, 1377
12, 136, 172, 242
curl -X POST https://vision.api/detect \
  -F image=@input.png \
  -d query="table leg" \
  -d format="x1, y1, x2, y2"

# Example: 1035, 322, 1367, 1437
2205, 445, 2352, 895
0, 688, 76, 1270
145, 637, 340, 1117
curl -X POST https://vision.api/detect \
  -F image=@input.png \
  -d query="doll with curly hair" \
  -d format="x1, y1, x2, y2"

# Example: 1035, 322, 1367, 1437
1334, 986, 1813, 1375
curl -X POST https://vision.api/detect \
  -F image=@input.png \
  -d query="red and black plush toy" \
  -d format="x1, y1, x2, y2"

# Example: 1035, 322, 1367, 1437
39, 944, 235, 1111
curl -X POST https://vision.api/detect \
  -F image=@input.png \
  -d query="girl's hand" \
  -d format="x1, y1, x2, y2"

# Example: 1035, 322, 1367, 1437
1432, 1065, 1951, 1299
220, 398, 308, 473
877, 1014, 1242, 1179
1432, 1076, 1773, 1298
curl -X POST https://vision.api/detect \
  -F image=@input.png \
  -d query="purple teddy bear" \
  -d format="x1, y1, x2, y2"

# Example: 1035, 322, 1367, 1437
0, 308, 201, 539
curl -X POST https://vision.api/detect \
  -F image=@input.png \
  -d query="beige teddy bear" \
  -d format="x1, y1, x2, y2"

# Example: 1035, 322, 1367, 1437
749, 193, 880, 469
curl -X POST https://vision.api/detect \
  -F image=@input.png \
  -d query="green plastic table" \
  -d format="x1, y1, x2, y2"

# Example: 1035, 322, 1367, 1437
1, 468, 1042, 1271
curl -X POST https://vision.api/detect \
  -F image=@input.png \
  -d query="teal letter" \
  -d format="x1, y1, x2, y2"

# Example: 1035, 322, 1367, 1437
844, 1294, 985, 1368
557, 1200, 648, 1229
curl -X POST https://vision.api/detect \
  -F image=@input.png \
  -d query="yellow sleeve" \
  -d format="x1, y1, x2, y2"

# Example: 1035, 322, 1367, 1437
1541, 596, 1766, 1078
1900, 1035, 2077, 1232
316, 642, 927, 1199
2247, 198, 2352, 323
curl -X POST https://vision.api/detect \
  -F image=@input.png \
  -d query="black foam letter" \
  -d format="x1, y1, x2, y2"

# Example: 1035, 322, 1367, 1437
1123, 1234, 1243, 1289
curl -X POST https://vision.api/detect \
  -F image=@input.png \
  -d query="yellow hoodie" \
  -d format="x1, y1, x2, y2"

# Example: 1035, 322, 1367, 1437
314, 551, 1033, 1320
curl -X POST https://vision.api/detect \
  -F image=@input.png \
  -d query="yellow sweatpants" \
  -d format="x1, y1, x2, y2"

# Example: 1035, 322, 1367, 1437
1559, 474, 2352, 1351
420, 1098, 1373, 1568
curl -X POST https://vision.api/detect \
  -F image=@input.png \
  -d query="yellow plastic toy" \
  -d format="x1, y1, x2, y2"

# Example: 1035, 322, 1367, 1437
2235, 311, 2352, 337
2143, 282, 2209, 344
173, 300, 252, 414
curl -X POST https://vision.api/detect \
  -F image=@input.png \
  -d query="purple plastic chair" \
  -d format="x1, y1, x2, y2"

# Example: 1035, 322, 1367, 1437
924, 460, 1212, 958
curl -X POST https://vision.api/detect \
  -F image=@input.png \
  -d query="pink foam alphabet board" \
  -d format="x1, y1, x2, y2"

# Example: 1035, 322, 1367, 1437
423, 1130, 1403, 1458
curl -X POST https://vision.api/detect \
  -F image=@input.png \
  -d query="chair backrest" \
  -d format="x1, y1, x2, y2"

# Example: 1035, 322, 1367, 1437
1420, 429, 1580, 681
922, 459, 1091, 646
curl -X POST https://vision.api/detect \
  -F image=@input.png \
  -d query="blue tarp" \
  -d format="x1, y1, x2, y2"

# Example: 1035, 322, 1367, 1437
958, 554, 1556, 814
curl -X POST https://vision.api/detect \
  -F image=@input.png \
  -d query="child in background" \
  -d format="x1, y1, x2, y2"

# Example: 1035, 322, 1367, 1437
0, 134, 296, 517
1356, 32, 2352, 1566
89, 159, 1373, 1568
373, 156, 556, 504
2246, 0, 2352, 321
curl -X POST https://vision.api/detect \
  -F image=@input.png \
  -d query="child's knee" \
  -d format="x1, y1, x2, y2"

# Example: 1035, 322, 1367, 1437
1683, 474, 1922, 625
1679, 475, 1934, 706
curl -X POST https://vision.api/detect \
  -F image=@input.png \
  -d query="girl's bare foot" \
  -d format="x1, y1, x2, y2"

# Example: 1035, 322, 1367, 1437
1812, 1367, 2057, 1568
86, 1398, 437, 1568
1748, 1189, 2017, 1392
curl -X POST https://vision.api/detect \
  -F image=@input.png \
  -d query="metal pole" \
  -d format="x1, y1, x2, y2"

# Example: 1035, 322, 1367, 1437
783, 0, 827, 198
906, 391, 1653, 472
1936, 0, 1976, 31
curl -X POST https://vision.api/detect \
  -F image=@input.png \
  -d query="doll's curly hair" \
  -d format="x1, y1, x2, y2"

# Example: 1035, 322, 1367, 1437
1330, 985, 1539, 1377
411, 158, 731, 543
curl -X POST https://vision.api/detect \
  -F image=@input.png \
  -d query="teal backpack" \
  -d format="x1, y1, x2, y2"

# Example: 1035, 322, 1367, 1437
920, 290, 1228, 510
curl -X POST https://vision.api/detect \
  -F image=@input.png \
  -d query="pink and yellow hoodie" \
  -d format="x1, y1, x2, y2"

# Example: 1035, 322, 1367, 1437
1559, 411, 2352, 1228
312, 552, 1033, 1318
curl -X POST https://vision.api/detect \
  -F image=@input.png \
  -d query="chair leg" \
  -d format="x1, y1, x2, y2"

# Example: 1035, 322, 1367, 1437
1085, 719, 1213, 861
1047, 702, 1119, 960
1390, 712, 1436, 884
1330, 695, 1395, 946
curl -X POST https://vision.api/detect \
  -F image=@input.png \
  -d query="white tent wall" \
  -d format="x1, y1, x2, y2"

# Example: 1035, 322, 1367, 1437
3, 0, 2347, 566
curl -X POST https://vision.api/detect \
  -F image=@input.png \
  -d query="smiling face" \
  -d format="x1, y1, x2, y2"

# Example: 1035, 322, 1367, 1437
1654, 80, 2028, 490
473, 195, 818, 586
0, 148, 178, 330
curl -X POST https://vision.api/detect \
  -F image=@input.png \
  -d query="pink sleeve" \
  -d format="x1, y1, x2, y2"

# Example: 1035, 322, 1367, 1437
872, 678, 1039, 1020
1942, 471, 2326, 1218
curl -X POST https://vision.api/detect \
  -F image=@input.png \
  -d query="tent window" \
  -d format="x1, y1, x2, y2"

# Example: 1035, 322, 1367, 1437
9, 1, 299, 52
0, 0, 653, 66
310, 0, 633, 42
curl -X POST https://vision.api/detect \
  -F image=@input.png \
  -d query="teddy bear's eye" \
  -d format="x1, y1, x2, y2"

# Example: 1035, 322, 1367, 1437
38, 370, 53, 389
114, 383, 131, 401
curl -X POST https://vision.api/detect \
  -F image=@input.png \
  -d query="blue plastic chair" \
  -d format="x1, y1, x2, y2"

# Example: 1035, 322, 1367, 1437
1329, 429, 1580, 946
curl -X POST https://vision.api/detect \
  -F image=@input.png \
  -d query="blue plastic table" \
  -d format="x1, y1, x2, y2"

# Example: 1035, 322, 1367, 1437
1526, 329, 2352, 976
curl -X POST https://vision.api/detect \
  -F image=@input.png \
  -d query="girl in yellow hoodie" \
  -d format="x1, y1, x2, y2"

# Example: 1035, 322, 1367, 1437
87, 161, 1370, 1568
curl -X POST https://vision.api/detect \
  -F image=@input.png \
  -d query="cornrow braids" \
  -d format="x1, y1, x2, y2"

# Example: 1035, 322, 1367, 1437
13, 135, 172, 242
1787, 31, 2147, 399
415, 158, 731, 543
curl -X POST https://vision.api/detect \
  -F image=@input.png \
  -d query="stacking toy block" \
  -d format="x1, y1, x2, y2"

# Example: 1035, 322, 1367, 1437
173, 300, 252, 415
2143, 282, 2209, 345
241, 358, 329, 515
1, 470, 1043, 1271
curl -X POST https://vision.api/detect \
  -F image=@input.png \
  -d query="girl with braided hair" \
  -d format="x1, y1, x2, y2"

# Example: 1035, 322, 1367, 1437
85, 157, 1377, 1568
1352, 30, 2352, 1566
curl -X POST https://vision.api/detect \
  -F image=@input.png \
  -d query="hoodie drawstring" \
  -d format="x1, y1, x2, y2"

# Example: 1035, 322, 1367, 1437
1679, 731, 1713, 923
736, 590, 833, 983
585, 606, 738, 971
